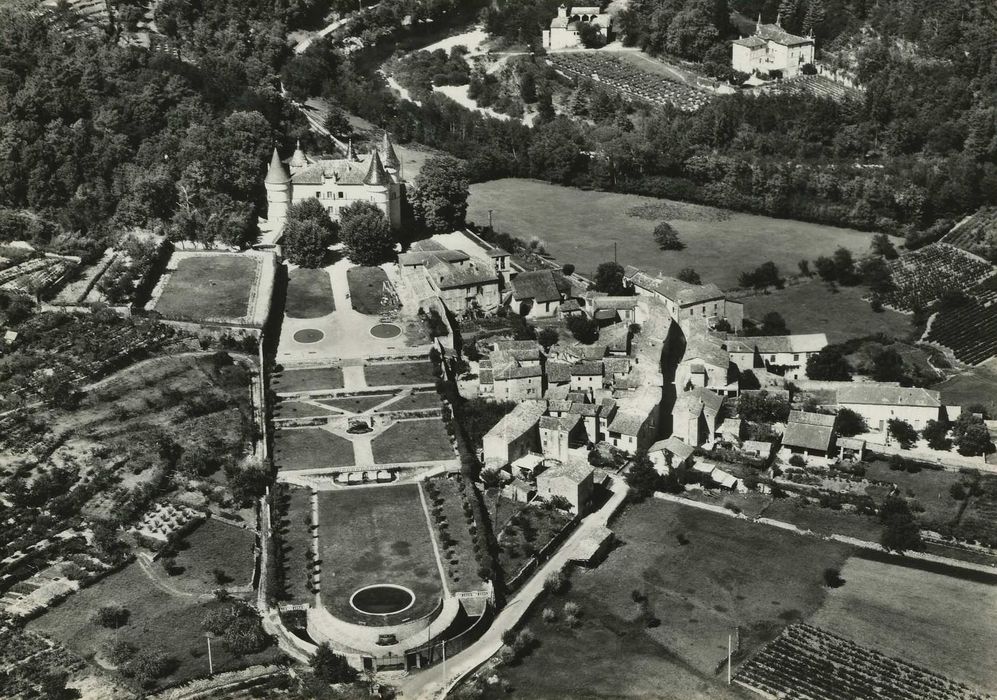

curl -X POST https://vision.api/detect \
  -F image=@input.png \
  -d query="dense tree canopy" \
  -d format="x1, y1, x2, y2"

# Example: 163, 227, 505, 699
338, 201, 396, 266
412, 155, 471, 232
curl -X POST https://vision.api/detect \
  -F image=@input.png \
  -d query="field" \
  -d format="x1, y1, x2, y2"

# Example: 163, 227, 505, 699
27, 562, 278, 691
167, 519, 257, 595
271, 366, 344, 393
737, 623, 987, 700
926, 298, 997, 365
933, 358, 997, 416
371, 419, 453, 463
741, 281, 911, 343
316, 485, 443, 625
881, 242, 994, 312
276, 485, 313, 605
364, 360, 436, 386
808, 554, 997, 693
285, 268, 335, 319
153, 255, 258, 321
862, 460, 964, 528
466, 179, 878, 290
472, 499, 851, 699
346, 266, 398, 315
273, 428, 355, 471
760, 498, 882, 542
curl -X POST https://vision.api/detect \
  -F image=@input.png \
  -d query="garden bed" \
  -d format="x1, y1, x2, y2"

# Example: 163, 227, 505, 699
423, 477, 485, 592
276, 485, 313, 605
153, 255, 259, 321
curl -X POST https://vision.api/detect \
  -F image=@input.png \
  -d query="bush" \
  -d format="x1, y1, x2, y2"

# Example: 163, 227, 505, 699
653, 221, 684, 250
822, 567, 845, 587
544, 570, 567, 594
788, 455, 806, 468
542, 607, 557, 623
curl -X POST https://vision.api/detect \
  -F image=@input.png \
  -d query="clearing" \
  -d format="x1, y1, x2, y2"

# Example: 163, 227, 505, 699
153, 255, 259, 321
471, 498, 851, 699
285, 268, 335, 319
467, 179, 878, 290
808, 553, 997, 694
316, 485, 443, 625
273, 428, 355, 471
933, 358, 997, 417
740, 281, 913, 343
371, 419, 453, 463
167, 518, 257, 595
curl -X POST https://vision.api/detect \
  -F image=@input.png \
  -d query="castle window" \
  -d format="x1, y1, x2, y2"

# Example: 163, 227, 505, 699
338, 192, 344, 199
314, 192, 320, 198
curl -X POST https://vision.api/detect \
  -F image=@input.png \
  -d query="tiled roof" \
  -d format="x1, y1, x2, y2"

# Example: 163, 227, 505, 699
364, 149, 389, 186
604, 357, 631, 375
538, 461, 594, 485
485, 400, 547, 442
291, 154, 373, 185
511, 270, 561, 303
494, 364, 542, 380
592, 296, 638, 310
837, 437, 866, 450
837, 384, 942, 408
427, 257, 498, 289
649, 436, 695, 461
539, 414, 581, 432
624, 267, 724, 306
720, 418, 743, 436
787, 410, 836, 428
571, 361, 604, 376
782, 422, 834, 453
569, 344, 608, 361
727, 334, 828, 355
381, 132, 400, 170
756, 23, 812, 46
673, 387, 723, 418
683, 332, 730, 369
546, 361, 572, 384
733, 35, 767, 48
265, 148, 289, 184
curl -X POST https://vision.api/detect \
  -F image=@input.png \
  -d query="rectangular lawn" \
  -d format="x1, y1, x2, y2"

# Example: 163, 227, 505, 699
467, 178, 879, 290
346, 266, 399, 315
809, 553, 997, 694
154, 255, 259, 321
274, 427, 355, 471
316, 485, 443, 625
272, 366, 344, 393
371, 419, 454, 463
364, 361, 436, 387
379, 391, 442, 412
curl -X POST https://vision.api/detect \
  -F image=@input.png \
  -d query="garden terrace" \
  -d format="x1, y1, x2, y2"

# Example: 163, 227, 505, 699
273, 427, 356, 471
0, 256, 76, 296
319, 393, 395, 413
755, 75, 863, 102
926, 299, 997, 365
882, 243, 995, 312
371, 419, 454, 464
952, 473, 997, 548
315, 485, 443, 626
0, 627, 93, 698
152, 254, 264, 323
276, 484, 314, 605
546, 52, 711, 112
737, 623, 989, 700
422, 476, 487, 593
941, 207, 997, 263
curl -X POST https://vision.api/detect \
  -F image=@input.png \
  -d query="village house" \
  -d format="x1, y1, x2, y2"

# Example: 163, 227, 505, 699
779, 410, 837, 466
671, 387, 724, 447
482, 400, 548, 469
541, 4, 613, 50
727, 333, 828, 381
586, 294, 640, 325
509, 269, 580, 318
835, 385, 957, 433
731, 16, 816, 78
605, 384, 662, 453
264, 134, 404, 235
676, 322, 739, 396
398, 241, 501, 315
648, 436, 696, 473
539, 413, 588, 462
624, 267, 744, 330
535, 460, 595, 513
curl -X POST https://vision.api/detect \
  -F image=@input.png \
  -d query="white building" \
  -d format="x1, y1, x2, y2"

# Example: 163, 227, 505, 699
624, 267, 744, 331
536, 461, 594, 513
732, 16, 816, 78
836, 385, 957, 433
727, 333, 828, 381
264, 134, 404, 235
542, 4, 612, 50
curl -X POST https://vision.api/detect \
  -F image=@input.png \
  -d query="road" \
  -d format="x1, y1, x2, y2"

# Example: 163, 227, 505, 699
395, 476, 630, 700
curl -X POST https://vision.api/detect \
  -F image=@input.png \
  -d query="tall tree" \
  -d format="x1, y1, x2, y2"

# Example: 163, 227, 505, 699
412, 155, 470, 232
338, 201, 396, 266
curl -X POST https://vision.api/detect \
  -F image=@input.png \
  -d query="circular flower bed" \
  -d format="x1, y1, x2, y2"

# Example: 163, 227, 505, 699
293, 328, 324, 343
370, 323, 402, 339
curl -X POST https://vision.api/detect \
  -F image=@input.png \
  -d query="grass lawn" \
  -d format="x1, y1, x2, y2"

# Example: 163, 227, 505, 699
741, 281, 912, 343
285, 268, 335, 319
274, 400, 335, 419
274, 428, 355, 471
862, 460, 964, 527
319, 394, 394, 413
372, 419, 453, 463
472, 498, 850, 699
380, 391, 441, 411
423, 477, 485, 593
154, 255, 258, 321
932, 358, 997, 416
272, 366, 344, 393
467, 179, 879, 290
761, 498, 883, 541
346, 266, 398, 315
316, 485, 443, 625
168, 519, 257, 595
808, 553, 997, 694
364, 361, 436, 386
277, 485, 313, 605
27, 563, 278, 692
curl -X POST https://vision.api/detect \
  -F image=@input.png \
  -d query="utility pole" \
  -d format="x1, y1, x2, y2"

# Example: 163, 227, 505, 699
727, 633, 732, 685
614, 241, 618, 264
206, 634, 214, 676
442, 638, 447, 684
488, 209, 494, 231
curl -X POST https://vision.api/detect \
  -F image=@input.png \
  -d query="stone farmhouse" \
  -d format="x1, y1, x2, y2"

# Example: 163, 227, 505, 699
399, 240, 501, 315
671, 387, 724, 446
482, 400, 548, 469
732, 16, 816, 78
478, 340, 545, 401
779, 410, 837, 466
727, 333, 828, 381
624, 266, 744, 330
264, 134, 405, 235
542, 4, 613, 50
509, 269, 583, 319
835, 385, 958, 434
535, 461, 595, 513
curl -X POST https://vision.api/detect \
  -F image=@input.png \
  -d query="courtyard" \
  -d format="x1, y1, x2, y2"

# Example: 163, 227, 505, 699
316, 485, 444, 626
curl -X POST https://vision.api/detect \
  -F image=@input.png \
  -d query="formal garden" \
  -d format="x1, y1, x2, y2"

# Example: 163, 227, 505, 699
422, 477, 489, 592
371, 419, 454, 464
273, 428, 356, 471
275, 484, 314, 606
363, 360, 436, 387
316, 485, 444, 625
271, 366, 344, 393
285, 267, 336, 319
346, 266, 399, 315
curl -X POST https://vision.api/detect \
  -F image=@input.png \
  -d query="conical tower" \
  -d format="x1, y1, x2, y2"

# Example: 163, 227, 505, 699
264, 148, 291, 226
364, 149, 389, 187
289, 140, 307, 168
345, 139, 357, 161
381, 132, 401, 179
